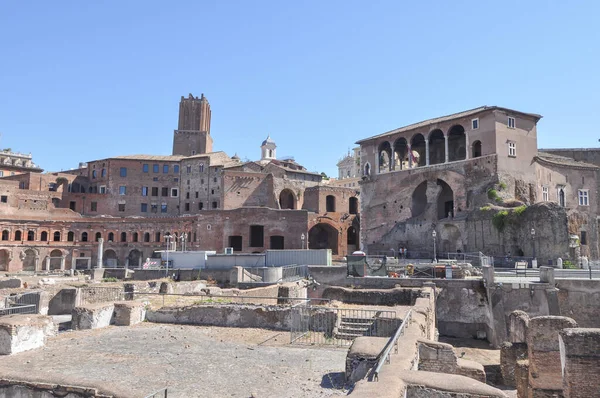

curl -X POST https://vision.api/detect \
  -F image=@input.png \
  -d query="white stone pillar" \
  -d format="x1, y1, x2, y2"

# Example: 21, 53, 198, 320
444, 135, 449, 163
425, 140, 430, 166
465, 132, 470, 160
45, 256, 50, 271
97, 238, 104, 269
60, 256, 65, 270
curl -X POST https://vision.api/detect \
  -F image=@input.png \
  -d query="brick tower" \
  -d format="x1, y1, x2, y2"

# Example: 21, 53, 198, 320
172, 93, 213, 156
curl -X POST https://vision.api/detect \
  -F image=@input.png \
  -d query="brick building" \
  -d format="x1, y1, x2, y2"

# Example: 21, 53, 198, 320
355, 106, 600, 263
0, 93, 359, 272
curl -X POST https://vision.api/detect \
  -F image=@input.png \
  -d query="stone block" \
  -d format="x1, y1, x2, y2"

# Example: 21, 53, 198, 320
0, 315, 55, 355
417, 338, 486, 383
0, 278, 22, 289
500, 342, 528, 387
509, 310, 530, 344
559, 328, 600, 398
71, 302, 115, 330
90, 268, 105, 281
345, 336, 388, 383
539, 267, 555, 285
113, 301, 146, 326
515, 359, 529, 398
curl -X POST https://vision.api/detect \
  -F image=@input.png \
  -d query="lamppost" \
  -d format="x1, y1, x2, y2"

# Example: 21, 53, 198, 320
531, 228, 536, 261
301, 233, 305, 250
180, 233, 187, 252
432, 230, 437, 263
165, 235, 172, 277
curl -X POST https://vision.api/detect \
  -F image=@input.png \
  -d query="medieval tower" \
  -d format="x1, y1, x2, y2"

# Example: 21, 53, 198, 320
172, 93, 213, 156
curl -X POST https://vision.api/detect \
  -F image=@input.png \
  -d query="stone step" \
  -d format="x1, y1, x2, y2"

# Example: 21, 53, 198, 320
334, 331, 366, 340
338, 325, 370, 333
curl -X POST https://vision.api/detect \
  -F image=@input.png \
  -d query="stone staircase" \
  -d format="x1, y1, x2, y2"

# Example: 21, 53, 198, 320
334, 313, 379, 340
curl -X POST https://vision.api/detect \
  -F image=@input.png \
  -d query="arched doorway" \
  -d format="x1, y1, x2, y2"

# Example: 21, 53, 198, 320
378, 142, 392, 173
411, 181, 428, 218
279, 189, 296, 210
308, 223, 339, 255
347, 226, 358, 254
437, 179, 454, 220
472, 140, 482, 158
103, 249, 118, 268
49, 249, 63, 270
428, 129, 445, 165
0, 249, 10, 271
23, 249, 37, 272
447, 125, 466, 161
127, 249, 142, 268
393, 138, 408, 170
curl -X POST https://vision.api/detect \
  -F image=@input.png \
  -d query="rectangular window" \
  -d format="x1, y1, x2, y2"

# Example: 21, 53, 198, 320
508, 116, 516, 129
199, 164, 204, 172
153, 164, 159, 173
174, 165, 179, 173
581, 231, 588, 245
195, 191, 199, 198
508, 142, 516, 157
185, 203, 190, 211
118, 203, 125, 212
161, 187, 168, 197
99, 186, 106, 194
0, 195, 7, 203
199, 202, 204, 210
91, 202, 97, 212
229, 236, 242, 252
542, 186, 549, 202
186, 166, 192, 173
0, 171, 4, 177
69, 201, 76, 211
151, 187, 158, 196
213, 177, 217, 183
186, 192, 190, 199
249, 225, 264, 247
471, 118, 479, 130
143, 164, 149, 173
201, 179, 204, 185
151, 204, 158, 213
142, 187, 148, 196
212, 201, 218, 209
161, 204, 167, 213
119, 186, 126, 195
578, 189, 589, 206
141, 203, 148, 212
163, 165, 169, 173
120, 167, 127, 177
171, 188, 179, 197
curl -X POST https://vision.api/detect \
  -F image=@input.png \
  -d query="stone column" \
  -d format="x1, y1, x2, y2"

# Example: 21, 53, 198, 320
45, 256, 50, 271
465, 131, 470, 160
97, 238, 104, 269
482, 265, 494, 286
60, 255, 65, 270
408, 145, 413, 168
444, 135, 449, 163
425, 140, 430, 166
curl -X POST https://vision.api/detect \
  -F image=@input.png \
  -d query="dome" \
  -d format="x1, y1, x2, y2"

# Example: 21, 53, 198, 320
261, 135, 275, 146
232, 153, 240, 160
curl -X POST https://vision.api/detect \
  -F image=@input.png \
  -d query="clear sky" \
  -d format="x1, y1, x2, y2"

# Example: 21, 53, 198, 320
1, 1, 599, 177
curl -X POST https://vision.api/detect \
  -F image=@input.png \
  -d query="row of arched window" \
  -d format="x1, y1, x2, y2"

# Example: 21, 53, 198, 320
0, 229, 196, 244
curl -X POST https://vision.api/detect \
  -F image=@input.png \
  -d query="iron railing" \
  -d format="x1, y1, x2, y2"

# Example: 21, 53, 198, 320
4, 292, 40, 313
240, 264, 309, 283
144, 387, 168, 398
0, 304, 37, 316
77, 287, 124, 306
280, 264, 308, 282
290, 305, 399, 347
370, 309, 413, 381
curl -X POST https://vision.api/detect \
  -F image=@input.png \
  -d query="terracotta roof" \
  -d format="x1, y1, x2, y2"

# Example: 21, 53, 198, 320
356, 106, 542, 144
111, 154, 185, 161
535, 152, 599, 169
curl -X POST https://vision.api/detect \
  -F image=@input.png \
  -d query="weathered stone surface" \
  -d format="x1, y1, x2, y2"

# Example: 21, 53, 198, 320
509, 310, 529, 344
113, 301, 146, 326
0, 279, 22, 289
0, 315, 54, 355
418, 339, 486, 383
71, 302, 115, 330
559, 328, 600, 398
500, 342, 527, 387
345, 336, 388, 382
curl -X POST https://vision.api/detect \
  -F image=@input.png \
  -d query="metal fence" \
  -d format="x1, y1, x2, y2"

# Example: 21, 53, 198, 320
77, 287, 124, 306
290, 305, 399, 347
240, 264, 309, 283
347, 255, 387, 277
1, 292, 40, 316
0, 304, 37, 316
281, 264, 308, 282
370, 309, 413, 381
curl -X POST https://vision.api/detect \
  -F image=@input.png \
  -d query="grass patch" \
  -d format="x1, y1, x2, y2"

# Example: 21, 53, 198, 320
480, 206, 492, 211
498, 181, 507, 190
563, 260, 578, 269
102, 277, 118, 283
492, 210, 509, 232
513, 205, 527, 216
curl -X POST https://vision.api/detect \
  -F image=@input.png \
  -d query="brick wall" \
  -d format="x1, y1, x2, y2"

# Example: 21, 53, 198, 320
559, 328, 600, 398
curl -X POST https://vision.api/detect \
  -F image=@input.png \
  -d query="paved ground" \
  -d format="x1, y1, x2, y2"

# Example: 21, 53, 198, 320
0, 323, 349, 398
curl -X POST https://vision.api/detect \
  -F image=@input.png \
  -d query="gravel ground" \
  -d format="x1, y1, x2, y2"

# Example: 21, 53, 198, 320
0, 323, 349, 398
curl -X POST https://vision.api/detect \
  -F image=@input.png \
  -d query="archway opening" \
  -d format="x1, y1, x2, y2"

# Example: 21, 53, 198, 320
347, 226, 358, 254
308, 223, 339, 255
472, 140, 482, 158
437, 179, 454, 220
393, 138, 408, 170
40, 231, 48, 241
428, 129, 445, 165
448, 125, 466, 162
49, 249, 63, 270
53, 231, 61, 241
2, 230, 8, 241
14, 230, 22, 241
144, 232, 150, 243
104, 249, 118, 268
95, 232, 102, 242
23, 249, 36, 272
128, 249, 142, 268
349, 197, 358, 214
364, 163, 371, 176
410, 134, 426, 167
27, 231, 35, 241
326, 195, 336, 212
0, 249, 9, 271
411, 181, 428, 218
279, 189, 296, 210
378, 142, 392, 173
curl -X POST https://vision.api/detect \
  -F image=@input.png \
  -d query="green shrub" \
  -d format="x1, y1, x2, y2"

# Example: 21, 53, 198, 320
513, 205, 527, 216
563, 261, 578, 269
487, 189, 499, 201
498, 182, 507, 190
102, 277, 118, 283
480, 206, 492, 211
492, 210, 509, 232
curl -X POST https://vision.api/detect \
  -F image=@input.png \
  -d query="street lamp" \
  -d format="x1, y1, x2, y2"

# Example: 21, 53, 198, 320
531, 228, 536, 260
432, 230, 437, 263
165, 235, 172, 277
301, 233, 305, 250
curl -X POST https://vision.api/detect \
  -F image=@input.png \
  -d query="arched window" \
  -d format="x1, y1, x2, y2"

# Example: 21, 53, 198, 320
101, 168, 106, 177
326, 195, 336, 212
95, 232, 102, 242
92, 170, 97, 179
144, 232, 150, 243
81, 232, 88, 242
120, 232, 127, 242
67, 231, 74, 242
133, 232, 139, 242
349, 197, 358, 215
2, 230, 9, 241
53, 231, 61, 241
40, 231, 48, 241
14, 230, 22, 241
364, 163, 371, 176
27, 231, 35, 241
472, 141, 482, 158
155, 232, 161, 242
108, 232, 114, 242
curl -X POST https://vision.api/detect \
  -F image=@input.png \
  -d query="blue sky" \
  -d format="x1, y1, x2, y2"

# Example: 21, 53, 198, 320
1, 1, 598, 177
